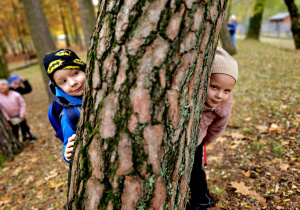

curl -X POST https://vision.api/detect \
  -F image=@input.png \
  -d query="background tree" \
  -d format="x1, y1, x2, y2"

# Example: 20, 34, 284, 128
0, 110, 24, 161
0, 39, 9, 78
67, 0, 84, 49
246, 0, 267, 39
58, 0, 70, 47
67, 0, 228, 209
284, 0, 300, 49
22, 0, 56, 101
220, 0, 237, 55
77, 0, 96, 48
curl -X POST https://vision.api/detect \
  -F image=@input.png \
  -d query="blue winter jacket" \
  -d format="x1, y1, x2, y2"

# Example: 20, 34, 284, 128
49, 83, 82, 163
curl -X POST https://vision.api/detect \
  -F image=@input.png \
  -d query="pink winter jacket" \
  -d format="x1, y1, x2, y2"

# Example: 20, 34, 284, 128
0, 90, 26, 120
198, 94, 233, 146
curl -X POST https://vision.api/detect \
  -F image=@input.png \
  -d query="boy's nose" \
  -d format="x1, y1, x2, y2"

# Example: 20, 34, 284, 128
70, 79, 77, 86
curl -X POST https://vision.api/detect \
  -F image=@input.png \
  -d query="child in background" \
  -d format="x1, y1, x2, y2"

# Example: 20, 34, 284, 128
43, 49, 86, 163
0, 79, 35, 142
188, 47, 238, 210
8, 74, 36, 141
8, 74, 32, 95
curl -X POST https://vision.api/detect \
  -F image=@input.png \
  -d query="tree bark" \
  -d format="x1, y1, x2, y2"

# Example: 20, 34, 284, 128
77, 0, 97, 48
67, 0, 227, 209
284, 0, 300, 49
0, 110, 24, 161
246, 0, 266, 40
0, 42, 9, 79
11, 0, 26, 54
22, 0, 56, 102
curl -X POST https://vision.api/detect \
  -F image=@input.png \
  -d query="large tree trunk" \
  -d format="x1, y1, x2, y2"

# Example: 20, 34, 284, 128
77, 0, 97, 48
246, 0, 266, 40
67, 0, 227, 209
284, 0, 300, 49
22, 0, 56, 102
0, 42, 9, 79
0, 110, 24, 161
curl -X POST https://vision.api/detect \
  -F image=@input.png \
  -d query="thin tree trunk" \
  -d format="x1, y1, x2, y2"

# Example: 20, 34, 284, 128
246, 0, 266, 40
284, 0, 300, 49
77, 0, 97, 48
22, 0, 56, 102
58, 0, 71, 47
67, 0, 228, 209
0, 42, 9, 79
0, 26, 17, 56
0, 110, 24, 161
11, 0, 26, 54
67, 0, 84, 50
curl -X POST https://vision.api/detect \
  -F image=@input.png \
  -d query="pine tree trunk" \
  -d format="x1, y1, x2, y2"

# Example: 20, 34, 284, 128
22, 0, 56, 102
284, 0, 300, 49
67, 0, 227, 209
246, 0, 266, 40
0, 110, 24, 161
0, 42, 9, 79
77, 0, 97, 48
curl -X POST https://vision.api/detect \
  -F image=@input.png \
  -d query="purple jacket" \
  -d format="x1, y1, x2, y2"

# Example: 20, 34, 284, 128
198, 94, 233, 146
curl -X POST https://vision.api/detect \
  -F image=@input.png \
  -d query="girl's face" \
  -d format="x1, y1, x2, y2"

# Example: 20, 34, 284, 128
205, 73, 236, 109
0, 82, 9, 95
53, 69, 86, 96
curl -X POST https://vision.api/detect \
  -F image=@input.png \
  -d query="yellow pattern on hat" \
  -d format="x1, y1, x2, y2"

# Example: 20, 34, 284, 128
55, 49, 71, 56
63, 66, 80, 70
73, 59, 85, 65
47, 59, 64, 74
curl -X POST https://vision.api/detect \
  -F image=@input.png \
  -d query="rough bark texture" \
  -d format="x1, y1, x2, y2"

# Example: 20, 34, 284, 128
0, 110, 24, 161
220, 20, 236, 55
67, 0, 227, 209
284, 0, 300, 49
0, 42, 9, 79
22, 0, 56, 101
246, 0, 266, 40
77, 0, 97, 48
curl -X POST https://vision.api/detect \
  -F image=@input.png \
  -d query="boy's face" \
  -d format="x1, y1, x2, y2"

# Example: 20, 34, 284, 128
205, 73, 235, 109
53, 69, 86, 96
10, 80, 21, 89
0, 82, 9, 95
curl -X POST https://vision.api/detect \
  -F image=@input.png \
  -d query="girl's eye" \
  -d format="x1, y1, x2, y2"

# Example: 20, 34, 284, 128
224, 89, 231, 93
211, 85, 217, 89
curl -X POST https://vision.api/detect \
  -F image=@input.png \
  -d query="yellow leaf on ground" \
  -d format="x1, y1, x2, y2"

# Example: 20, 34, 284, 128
279, 163, 289, 171
244, 117, 252, 122
230, 132, 245, 139
13, 167, 23, 176
255, 125, 269, 134
269, 124, 284, 133
293, 118, 300, 123
0, 195, 13, 205
253, 195, 267, 205
230, 181, 250, 195
241, 170, 251, 178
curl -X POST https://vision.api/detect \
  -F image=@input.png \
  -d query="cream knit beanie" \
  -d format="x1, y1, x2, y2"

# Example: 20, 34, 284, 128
211, 47, 238, 81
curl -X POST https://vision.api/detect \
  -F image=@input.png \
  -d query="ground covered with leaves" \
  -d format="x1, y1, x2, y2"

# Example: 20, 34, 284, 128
0, 41, 299, 209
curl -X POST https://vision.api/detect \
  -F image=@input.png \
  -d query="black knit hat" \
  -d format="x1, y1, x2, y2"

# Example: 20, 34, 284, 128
43, 49, 86, 85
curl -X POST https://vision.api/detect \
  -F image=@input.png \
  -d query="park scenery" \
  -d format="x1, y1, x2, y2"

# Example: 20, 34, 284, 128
0, 0, 299, 209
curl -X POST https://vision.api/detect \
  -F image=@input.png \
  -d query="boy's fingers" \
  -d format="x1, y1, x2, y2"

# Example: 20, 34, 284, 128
65, 147, 73, 154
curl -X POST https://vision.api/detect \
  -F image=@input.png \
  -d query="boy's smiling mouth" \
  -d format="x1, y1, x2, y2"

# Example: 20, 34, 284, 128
74, 85, 83, 92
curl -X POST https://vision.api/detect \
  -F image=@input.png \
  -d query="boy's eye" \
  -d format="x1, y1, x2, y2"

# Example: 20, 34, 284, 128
211, 85, 217, 89
73, 71, 78, 76
224, 89, 231, 93
60, 80, 66, 84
